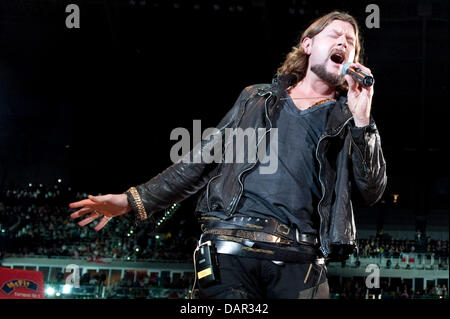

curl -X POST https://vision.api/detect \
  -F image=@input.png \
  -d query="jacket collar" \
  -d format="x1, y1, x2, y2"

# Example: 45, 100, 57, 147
266, 73, 353, 134
271, 73, 298, 91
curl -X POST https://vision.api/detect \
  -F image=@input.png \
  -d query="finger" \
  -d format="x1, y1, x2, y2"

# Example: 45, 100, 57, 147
70, 206, 95, 219
345, 74, 358, 92
94, 217, 111, 232
352, 63, 372, 76
78, 212, 102, 227
69, 199, 95, 209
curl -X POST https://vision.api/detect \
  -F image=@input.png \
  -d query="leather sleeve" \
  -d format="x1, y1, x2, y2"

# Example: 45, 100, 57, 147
125, 86, 253, 221
350, 119, 387, 206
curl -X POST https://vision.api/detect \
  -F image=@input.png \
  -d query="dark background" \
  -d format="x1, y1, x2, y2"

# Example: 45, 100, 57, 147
0, 0, 448, 230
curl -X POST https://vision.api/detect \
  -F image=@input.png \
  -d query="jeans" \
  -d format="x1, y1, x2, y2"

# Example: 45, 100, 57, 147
197, 253, 329, 299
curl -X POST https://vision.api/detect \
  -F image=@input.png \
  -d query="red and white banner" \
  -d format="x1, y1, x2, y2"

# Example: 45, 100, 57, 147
0, 267, 45, 299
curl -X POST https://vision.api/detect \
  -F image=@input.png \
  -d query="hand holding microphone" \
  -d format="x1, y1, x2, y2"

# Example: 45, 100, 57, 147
342, 62, 374, 127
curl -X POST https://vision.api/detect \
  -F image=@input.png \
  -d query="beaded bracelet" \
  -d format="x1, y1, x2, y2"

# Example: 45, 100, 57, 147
125, 187, 147, 224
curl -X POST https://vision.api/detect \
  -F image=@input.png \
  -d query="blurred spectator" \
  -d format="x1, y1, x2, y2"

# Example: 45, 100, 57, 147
436, 285, 442, 297
415, 230, 422, 243
386, 259, 391, 269
400, 288, 409, 299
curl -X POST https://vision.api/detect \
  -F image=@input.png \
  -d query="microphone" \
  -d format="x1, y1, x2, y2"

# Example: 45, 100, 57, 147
342, 62, 374, 87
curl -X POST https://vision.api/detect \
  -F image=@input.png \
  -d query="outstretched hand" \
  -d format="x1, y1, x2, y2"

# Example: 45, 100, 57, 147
69, 194, 131, 231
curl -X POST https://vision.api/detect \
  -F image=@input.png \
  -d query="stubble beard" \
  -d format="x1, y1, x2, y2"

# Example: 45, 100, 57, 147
310, 63, 345, 87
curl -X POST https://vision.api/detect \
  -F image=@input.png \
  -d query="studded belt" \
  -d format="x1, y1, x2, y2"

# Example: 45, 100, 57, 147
199, 233, 319, 263
203, 228, 292, 244
200, 216, 319, 247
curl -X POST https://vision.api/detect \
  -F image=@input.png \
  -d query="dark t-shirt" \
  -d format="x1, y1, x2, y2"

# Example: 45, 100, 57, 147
234, 92, 335, 234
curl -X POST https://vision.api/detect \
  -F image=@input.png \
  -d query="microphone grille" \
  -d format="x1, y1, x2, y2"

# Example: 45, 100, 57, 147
341, 62, 351, 76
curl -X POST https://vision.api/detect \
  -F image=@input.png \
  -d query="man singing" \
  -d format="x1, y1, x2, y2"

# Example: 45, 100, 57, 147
69, 11, 387, 299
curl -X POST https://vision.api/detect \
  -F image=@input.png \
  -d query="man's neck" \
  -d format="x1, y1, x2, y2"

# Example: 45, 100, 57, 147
288, 69, 336, 109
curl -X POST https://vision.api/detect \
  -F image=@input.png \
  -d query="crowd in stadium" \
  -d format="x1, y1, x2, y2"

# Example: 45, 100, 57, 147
329, 277, 448, 299
1, 186, 448, 263
356, 235, 449, 259
0, 186, 448, 299
0, 186, 197, 262
43, 267, 194, 299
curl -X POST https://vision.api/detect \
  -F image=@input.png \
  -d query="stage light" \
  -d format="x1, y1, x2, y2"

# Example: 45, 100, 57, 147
58, 179, 62, 183
130, 230, 134, 234
155, 235, 160, 239
29, 183, 32, 187
46, 286, 55, 296
62, 284, 72, 294
393, 194, 399, 203
55, 292, 61, 297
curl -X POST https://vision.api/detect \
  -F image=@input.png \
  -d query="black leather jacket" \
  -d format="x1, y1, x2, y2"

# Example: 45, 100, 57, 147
126, 74, 387, 260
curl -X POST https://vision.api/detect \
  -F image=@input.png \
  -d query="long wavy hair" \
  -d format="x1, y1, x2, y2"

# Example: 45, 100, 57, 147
277, 11, 364, 94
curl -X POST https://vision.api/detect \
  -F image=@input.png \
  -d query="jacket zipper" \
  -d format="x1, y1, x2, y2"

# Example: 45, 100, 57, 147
229, 91, 274, 215
205, 95, 253, 212
205, 115, 238, 212
316, 116, 353, 257
206, 174, 222, 212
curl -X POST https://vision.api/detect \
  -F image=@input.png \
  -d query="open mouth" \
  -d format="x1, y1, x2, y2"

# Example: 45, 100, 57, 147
330, 51, 345, 64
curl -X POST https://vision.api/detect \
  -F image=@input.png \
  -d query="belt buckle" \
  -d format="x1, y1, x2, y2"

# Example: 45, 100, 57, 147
276, 223, 290, 236
295, 229, 301, 243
